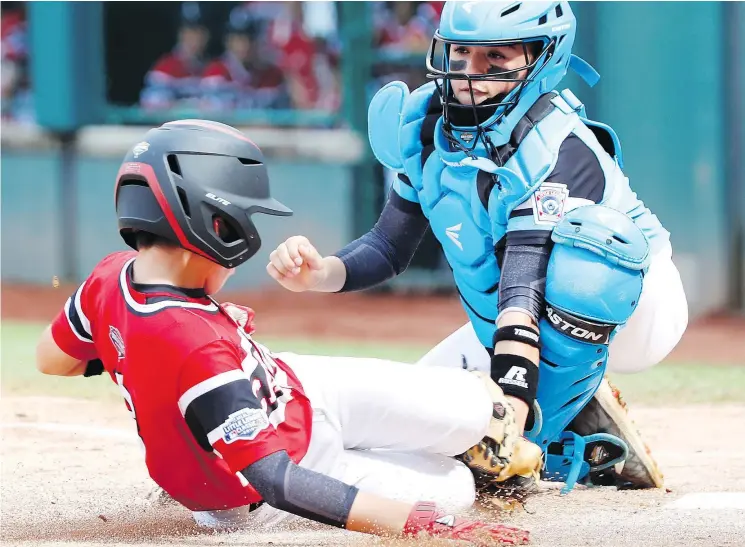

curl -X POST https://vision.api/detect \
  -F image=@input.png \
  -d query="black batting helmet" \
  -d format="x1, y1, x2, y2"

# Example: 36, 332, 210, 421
115, 119, 292, 268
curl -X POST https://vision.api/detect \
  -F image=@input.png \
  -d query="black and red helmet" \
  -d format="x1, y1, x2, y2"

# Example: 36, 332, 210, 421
115, 119, 292, 268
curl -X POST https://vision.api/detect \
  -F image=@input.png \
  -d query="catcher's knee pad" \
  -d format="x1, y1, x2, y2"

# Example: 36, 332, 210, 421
525, 205, 650, 450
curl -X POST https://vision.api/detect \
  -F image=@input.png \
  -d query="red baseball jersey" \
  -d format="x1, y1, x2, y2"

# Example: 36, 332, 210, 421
51, 251, 313, 511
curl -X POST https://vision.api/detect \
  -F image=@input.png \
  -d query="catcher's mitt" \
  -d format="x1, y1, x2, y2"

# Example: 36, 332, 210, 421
479, 437, 544, 502
461, 371, 520, 477
461, 372, 544, 501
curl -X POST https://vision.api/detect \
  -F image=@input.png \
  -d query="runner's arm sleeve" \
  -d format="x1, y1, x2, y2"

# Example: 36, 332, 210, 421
241, 450, 359, 529
334, 177, 429, 292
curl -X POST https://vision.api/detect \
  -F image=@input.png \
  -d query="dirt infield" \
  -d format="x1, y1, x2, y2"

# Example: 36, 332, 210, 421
2, 396, 744, 547
2, 282, 745, 546
2, 282, 745, 363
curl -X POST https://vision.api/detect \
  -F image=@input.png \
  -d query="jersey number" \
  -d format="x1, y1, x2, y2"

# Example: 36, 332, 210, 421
239, 334, 292, 428
115, 372, 146, 450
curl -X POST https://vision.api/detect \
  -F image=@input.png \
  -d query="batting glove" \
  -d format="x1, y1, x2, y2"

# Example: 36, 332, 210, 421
403, 501, 529, 545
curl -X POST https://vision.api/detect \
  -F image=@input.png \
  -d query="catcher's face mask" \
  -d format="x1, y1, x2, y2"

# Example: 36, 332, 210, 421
426, 36, 553, 155
448, 43, 535, 106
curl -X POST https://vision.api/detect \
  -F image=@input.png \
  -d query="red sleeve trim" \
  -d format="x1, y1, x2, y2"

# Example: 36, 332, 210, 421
50, 287, 97, 362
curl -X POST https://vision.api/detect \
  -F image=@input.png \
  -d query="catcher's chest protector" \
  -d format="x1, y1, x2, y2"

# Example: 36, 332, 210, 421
397, 84, 668, 349
369, 82, 669, 492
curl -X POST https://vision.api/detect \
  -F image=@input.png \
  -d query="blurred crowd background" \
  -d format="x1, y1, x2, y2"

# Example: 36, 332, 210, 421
1, 2, 32, 123
1, 1, 743, 321
2, 0, 445, 124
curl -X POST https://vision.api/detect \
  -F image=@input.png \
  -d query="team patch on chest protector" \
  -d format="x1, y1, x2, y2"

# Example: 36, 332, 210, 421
532, 182, 569, 225
429, 195, 492, 266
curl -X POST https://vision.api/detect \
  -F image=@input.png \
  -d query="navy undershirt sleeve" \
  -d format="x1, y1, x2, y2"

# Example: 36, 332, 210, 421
334, 190, 429, 292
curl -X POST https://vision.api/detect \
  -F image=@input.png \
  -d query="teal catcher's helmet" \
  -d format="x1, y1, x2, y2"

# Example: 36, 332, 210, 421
426, 1, 599, 154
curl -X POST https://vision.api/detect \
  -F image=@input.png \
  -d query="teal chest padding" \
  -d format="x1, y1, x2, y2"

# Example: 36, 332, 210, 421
429, 167, 503, 344
410, 90, 592, 347
399, 82, 439, 188
373, 83, 666, 349
367, 81, 410, 173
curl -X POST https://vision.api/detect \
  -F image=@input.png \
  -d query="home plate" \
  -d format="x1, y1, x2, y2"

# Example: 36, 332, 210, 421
666, 493, 745, 510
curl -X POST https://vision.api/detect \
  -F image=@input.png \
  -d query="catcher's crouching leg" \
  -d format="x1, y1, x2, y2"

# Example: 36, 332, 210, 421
571, 377, 664, 489
569, 248, 686, 490
460, 371, 543, 502
527, 205, 652, 494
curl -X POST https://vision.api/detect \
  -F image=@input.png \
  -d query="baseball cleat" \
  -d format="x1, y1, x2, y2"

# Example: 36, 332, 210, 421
571, 377, 664, 489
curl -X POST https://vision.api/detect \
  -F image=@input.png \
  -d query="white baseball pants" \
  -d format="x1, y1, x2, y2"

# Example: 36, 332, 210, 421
193, 354, 494, 529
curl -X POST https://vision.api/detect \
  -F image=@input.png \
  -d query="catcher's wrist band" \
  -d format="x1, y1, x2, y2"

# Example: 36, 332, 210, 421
490, 354, 538, 407
492, 325, 541, 350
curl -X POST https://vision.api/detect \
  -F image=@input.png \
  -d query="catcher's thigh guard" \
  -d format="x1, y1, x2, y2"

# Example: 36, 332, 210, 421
525, 205, 650, 493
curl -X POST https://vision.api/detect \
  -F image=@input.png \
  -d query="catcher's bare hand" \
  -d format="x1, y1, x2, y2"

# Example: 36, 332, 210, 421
267, 236, 327, 292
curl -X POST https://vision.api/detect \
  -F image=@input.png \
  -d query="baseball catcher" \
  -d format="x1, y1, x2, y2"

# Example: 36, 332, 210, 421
267, 0, 688, 499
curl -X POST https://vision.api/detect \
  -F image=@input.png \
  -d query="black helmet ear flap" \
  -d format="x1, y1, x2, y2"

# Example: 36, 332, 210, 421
116, 179, 179, 249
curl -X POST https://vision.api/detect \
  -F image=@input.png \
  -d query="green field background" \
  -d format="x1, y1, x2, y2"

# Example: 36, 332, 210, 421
2, 320, 743, 407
